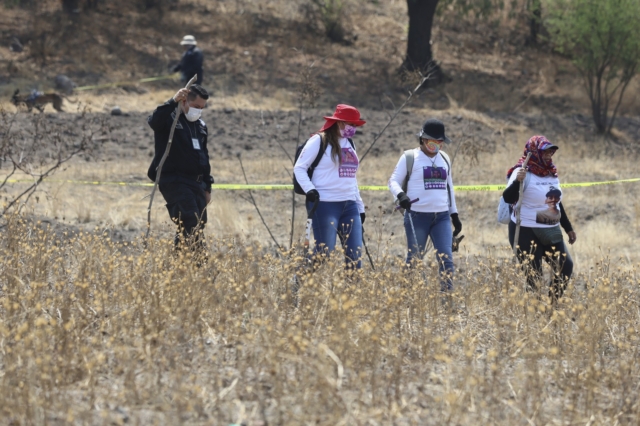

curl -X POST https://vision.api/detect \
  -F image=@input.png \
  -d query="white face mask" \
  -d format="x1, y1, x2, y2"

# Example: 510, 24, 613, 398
185, 106, 202, 122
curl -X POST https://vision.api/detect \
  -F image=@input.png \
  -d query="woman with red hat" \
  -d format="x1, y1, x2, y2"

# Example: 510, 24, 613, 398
293, 104, 366, 269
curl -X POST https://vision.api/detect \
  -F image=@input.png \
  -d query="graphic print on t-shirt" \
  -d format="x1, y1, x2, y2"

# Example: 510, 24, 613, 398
423, 166, 447, 190
339, 148, 358, 178
535, 185, 562, 225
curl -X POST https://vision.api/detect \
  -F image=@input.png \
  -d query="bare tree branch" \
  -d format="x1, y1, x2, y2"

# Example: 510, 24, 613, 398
359, 73, 430, 162
0, 109, 100, 219
237, 153, 281, 250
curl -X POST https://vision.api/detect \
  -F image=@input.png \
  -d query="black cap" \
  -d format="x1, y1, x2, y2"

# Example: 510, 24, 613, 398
538, 140, 559, 151
417, 118, 451, 144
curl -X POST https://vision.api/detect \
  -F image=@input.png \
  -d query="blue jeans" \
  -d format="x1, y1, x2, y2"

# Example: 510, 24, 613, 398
306, 200, 363, 269
404, 210, 454, 291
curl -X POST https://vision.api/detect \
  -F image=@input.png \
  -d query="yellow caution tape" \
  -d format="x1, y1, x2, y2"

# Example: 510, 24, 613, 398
561, 177, 640, 188
5, 179, 151, 186
75, 74, 179, 92
4, 178, 640, 191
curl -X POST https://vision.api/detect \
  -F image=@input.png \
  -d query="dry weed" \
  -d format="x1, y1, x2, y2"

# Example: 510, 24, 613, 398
1, 216, 639, 424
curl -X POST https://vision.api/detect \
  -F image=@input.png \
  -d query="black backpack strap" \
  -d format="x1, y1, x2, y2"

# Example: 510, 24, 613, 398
309, 133, 326, 170
348, 138, 355, 150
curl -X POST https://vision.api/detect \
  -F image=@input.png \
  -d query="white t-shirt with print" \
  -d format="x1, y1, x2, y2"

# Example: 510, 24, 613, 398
388, 148, 458, 214
508, 172, 562, 228
293, 134, 365, 213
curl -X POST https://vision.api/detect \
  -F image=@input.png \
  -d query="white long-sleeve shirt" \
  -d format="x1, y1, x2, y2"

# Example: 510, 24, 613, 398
293, 134, 365, 213
388, 148, 458, 214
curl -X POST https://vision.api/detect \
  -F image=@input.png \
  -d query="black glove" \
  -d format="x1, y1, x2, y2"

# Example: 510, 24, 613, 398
397, 192, 412, 210
305, 189, 320, 204
450, 213, 462, 236
360, 213, 366, 224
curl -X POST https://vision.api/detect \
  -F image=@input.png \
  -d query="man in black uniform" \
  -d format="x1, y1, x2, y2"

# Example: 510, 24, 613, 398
172, 35, 204, 85
147, 84, 213, 247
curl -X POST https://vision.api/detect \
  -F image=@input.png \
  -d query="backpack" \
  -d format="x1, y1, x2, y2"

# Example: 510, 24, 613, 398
497, 172, 530, 224
400, 149, 452, 207
293, 135, 355, 195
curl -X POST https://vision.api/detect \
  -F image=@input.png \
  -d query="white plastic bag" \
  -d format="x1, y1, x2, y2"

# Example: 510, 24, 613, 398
497, 172, 530, 225
497, 197, 512, 224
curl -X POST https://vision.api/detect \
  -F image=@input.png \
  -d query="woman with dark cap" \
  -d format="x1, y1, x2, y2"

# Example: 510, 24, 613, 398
388, 118, 462, 291
503, 135, 577, 301
293, 104, 366, 269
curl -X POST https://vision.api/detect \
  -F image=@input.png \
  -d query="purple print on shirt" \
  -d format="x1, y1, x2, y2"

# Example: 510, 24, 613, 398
423, 166, 447, 190
339, 148, 358, 178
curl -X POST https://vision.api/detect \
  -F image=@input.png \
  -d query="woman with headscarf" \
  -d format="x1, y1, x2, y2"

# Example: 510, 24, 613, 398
502, 135, 577, 301
293, 104, 366, 269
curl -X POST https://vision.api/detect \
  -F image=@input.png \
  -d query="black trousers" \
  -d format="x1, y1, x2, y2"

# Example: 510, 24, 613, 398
508, 221, 573, 299
159, 181, 208, 246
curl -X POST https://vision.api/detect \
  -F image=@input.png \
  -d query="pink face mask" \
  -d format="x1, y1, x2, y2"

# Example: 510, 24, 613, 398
340, 124, 357, 138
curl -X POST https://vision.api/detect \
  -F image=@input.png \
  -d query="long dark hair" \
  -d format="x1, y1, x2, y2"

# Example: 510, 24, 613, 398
319, 123, 342, 165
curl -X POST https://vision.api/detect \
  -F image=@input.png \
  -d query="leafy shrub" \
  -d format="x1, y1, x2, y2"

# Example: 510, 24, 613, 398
302, 0, 352, 44
544, 0, 640, 134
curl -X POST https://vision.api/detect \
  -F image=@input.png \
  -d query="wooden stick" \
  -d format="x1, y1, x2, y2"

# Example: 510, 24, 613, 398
304, 199, 320, 255
145, 74, 198, 241
513, 152, 532, 256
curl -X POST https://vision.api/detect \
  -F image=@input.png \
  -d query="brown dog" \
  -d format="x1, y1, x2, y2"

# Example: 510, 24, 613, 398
11, 89, 65, 112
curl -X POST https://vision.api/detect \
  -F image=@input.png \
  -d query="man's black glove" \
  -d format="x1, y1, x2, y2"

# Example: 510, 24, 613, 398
360, 213, 366, 224
397, 192, 412, 210
305, 189, 320, 204
450, 213, 462, 236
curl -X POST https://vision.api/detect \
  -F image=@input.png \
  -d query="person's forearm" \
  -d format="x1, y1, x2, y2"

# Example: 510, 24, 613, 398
559, 202, 573, 232
147, 99, 177, 131
502, 180, 520, 204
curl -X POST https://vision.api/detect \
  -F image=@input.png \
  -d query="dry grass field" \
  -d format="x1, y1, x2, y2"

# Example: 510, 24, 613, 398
2, 0, 640, 424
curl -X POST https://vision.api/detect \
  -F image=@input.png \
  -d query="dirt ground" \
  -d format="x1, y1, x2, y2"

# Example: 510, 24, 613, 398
3, 102, 640, 268
1, 0, 639, 273
2, 0, 640, 117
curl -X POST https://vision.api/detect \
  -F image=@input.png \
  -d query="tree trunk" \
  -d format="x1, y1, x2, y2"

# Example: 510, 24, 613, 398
526, 0, 542, 45
592, 102, 606, 134
61, 0, 80, 13
403, 0, 439, 71
591, 73, 607, 134
402, 0, 444, 84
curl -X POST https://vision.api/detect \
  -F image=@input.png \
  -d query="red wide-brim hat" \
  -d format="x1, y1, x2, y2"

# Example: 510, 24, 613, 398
318, 104, 366, 133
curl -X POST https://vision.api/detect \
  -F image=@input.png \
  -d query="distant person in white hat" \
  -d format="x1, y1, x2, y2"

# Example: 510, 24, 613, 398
172, 35, 204, 85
